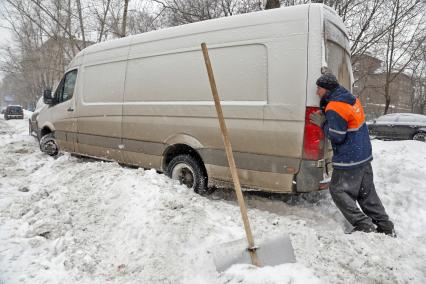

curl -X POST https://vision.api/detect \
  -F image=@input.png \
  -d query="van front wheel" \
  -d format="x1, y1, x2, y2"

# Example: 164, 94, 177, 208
166, 154, 208, 194
40, 133, 59, 156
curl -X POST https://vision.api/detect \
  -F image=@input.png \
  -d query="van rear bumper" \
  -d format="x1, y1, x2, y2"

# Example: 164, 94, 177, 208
296, 160, 331, 192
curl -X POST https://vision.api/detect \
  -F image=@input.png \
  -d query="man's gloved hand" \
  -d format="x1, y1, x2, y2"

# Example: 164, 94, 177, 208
309, 111, 325, 127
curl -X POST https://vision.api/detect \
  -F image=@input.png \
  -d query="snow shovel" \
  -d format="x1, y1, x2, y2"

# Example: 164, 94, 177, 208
201, 43, 296, 272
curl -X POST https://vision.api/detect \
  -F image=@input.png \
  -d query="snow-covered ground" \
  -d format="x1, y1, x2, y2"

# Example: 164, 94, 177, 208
0, 114, 425, 284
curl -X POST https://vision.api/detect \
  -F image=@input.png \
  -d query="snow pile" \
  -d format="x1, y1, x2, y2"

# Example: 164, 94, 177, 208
372, 140, 426, 238
0, 117, 425, 283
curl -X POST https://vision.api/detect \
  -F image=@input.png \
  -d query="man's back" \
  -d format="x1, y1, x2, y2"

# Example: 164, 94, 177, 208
322, 86, 372, 169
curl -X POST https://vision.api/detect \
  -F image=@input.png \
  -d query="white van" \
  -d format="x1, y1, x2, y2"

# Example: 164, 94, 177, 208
37, 4, 353, 194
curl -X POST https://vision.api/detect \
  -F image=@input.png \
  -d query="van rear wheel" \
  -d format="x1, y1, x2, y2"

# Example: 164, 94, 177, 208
40, 133, 59, 156
166, 154, 208, 194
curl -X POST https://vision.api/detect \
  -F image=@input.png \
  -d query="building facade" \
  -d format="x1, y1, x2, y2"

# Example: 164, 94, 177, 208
353, 54, 416, 120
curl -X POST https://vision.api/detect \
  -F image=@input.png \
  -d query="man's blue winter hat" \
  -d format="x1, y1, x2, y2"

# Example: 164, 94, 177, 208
316, 73, 339, 90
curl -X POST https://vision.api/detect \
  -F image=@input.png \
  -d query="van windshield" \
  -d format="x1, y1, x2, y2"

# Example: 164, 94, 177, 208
326, 41, 352, 90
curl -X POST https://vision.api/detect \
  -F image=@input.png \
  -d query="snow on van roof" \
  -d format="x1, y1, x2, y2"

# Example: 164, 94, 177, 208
79, 4, 328, 57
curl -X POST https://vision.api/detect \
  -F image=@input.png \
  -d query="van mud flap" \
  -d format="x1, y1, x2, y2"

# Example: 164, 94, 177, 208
296, 160, 331, 192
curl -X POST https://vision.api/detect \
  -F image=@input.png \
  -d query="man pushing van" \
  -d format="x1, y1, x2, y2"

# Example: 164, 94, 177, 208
310, 73, 395, 237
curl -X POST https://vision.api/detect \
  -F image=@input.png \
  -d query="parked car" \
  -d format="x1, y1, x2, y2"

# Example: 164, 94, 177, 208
4, 105, 24, 120
37, 4, 351, 194
367, 113, 426, 142
1, 107, 6, 114
29, 97, 46, 139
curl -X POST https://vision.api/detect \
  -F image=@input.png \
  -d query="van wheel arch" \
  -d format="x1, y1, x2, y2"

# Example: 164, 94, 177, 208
40, 126, 53, 138
163, 144, 210, 194
39, 128, 59, 156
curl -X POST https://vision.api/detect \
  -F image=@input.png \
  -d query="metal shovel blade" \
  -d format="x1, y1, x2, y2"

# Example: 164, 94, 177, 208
210, 234, 296, 272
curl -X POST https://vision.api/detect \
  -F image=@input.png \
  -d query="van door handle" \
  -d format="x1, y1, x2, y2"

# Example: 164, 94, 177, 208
67, 107, 74, 112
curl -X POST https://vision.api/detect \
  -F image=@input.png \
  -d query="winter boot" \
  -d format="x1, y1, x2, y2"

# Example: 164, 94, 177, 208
349, 224, 375, 234
376, 227, 397, 238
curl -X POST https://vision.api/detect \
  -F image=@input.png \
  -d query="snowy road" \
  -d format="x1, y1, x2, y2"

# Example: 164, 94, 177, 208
0, 115, 425, 284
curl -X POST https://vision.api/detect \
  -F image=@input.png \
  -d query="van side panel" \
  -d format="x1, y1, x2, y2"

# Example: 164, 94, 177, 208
120, 19, 308, 192
124, 45, 267, 102
122, 44, 266, 147
262, 35, 309, 162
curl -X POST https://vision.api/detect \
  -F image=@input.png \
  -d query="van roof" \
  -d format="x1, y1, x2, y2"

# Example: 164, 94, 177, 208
78, 4, 333, 57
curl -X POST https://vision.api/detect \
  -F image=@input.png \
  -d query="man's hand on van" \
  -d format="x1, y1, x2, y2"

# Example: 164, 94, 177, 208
309, 111, 325, 127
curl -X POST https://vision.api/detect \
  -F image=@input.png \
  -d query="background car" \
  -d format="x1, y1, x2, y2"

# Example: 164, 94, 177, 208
29, 97, 46, 139
367, 113, 426, 142
4, 105, 24, 120
0, 107, 6, 114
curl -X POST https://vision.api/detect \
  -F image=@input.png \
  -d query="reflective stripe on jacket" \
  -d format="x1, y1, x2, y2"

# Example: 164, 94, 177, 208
322, 86, 373, 169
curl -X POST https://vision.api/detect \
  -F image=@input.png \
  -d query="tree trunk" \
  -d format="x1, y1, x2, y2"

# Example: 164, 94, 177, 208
121, 0, 130, 37
265, 0, 280, 10
98, 0, 112, 42
383, 82, 391, 114
76, 0, 86, 48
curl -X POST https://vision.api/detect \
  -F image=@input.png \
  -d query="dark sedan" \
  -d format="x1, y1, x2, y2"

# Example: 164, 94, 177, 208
4, 105, 24, 120
367, 113, 426, 142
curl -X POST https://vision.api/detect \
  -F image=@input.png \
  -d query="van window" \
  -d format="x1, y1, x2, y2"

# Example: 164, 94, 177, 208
326, 41, 351, 90
324, 21, 352, 91
55, 69, 78, 103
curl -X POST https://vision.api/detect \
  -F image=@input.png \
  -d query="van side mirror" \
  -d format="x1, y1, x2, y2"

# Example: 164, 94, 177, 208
43, 89, 54, 105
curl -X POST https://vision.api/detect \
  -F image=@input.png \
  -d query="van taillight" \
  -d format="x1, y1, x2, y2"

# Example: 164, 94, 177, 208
303, 107, 324, 160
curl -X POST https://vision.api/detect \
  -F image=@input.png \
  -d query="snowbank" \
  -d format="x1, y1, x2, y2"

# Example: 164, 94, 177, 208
0, 117, 425, 283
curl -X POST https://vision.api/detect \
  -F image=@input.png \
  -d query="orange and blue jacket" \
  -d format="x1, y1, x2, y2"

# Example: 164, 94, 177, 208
322, 86, 373, 169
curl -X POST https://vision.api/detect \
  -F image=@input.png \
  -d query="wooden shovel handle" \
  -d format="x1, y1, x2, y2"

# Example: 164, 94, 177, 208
201, 42, 260, 267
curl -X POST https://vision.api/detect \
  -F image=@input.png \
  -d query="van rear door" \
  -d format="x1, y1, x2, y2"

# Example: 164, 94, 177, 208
297, 5, 353, 192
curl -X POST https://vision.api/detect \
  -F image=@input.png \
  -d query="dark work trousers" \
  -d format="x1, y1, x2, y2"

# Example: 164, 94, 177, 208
329, 162, 394, 231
